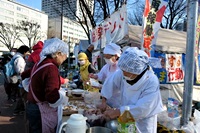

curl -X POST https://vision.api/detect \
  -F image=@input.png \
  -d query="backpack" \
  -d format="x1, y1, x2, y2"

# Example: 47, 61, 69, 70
3, 56, 20, 78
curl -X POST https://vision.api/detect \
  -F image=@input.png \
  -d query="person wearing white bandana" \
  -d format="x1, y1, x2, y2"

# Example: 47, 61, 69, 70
89, 43, 121, 83
99, 47, 164, 133
23, 38, 69, 133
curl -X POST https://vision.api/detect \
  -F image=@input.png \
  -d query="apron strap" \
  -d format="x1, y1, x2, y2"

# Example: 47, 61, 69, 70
29, 62, 54, 103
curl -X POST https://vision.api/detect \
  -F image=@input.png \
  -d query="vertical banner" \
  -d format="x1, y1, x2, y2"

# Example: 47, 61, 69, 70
142, 0, 169, 56
90, 4, 128, 49
194, 0, 200, 84
153, 52, 167, 84
166, 54, 184, 83
153, 52, 184, 84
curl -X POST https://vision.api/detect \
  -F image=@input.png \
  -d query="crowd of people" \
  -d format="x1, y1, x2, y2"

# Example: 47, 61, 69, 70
1, 38, 164, 133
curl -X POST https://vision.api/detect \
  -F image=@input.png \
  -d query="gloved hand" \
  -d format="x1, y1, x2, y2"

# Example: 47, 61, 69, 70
97, 101, 107, 112
59, 88, 68, 106
88, 73, 98, 79
62, 96, 69, 106
97, 102, 107, 111
49, 89, 68, 108
104, 108, 120, 119
59, 87, 66, 96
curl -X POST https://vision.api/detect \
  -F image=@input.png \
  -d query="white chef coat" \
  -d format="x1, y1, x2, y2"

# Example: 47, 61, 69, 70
101, 69, 164, 133
97, 63, 119, 82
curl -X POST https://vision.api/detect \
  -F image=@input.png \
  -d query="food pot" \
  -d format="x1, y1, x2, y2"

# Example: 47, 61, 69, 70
86, 126, 113, 133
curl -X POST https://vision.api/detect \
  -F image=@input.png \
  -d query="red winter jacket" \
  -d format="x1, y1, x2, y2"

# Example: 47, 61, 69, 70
25, 58, 61, 104
24, 41, 65, 85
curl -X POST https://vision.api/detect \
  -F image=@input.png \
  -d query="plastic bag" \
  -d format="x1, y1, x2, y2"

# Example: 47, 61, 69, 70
181, 109, 200, 133
167, 98, 179, 118
157, 111, 180, 130
193, 109, 200, 133
89, 78, 101, 88
22, 78, 30, 92
181, 121, 195, 133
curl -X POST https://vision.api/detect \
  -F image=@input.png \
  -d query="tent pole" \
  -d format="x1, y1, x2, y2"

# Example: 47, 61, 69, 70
181, 0, 198, 126
68, 37, 71, 71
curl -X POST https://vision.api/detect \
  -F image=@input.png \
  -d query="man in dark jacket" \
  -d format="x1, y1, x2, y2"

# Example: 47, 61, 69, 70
84, 44, 94, 63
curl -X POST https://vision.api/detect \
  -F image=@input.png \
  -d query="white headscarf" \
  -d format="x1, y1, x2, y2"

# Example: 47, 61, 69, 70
40, 38, 69, 62
118, 47, 149, 75
103, 43, 122, 57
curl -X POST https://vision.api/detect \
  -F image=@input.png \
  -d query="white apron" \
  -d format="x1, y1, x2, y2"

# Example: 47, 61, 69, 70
29, 63, 63, 133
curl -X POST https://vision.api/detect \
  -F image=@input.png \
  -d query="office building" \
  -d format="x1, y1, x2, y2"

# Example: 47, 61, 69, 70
0, 0, 48, 52
48, 16, 88, 53
43, 0, 92, 53
42, 0, 94, 22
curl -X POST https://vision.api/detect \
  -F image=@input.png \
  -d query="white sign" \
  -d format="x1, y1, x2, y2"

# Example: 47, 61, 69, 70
90, 4, 128, 49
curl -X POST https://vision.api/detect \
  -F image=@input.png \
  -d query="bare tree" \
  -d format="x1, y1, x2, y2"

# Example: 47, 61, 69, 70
128, 0, 144, 26
128, 0, 187, 30
161, 0, 187, 29
18, 20, 41, 48
0, 22, 24, 51
64, 0, 125, 42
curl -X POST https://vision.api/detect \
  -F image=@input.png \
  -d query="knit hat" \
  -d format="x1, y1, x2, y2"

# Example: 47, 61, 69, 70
78, 52, 88, 60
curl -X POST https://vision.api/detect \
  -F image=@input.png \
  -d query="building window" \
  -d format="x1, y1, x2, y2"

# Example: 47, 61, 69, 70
17, 6, 21, 11
17, 6, 29, 13
0, 8, 14, 15
17, 13, 28, 20
31, 18, 41, 24
0, 15, 14, 22
0, 1, 14, 9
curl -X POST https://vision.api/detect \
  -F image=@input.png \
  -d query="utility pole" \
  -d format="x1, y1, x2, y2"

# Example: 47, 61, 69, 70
60, 0, 64, 40
68, 37, 71, 71
181, 0, 198, 126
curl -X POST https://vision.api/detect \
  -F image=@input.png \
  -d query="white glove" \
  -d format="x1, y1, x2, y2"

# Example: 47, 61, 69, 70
49, 88, 68, 108
59, 88, 69, 106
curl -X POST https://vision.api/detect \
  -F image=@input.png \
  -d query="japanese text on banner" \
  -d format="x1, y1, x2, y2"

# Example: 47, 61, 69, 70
91, 4, 128, 49
142, 0, 169, 56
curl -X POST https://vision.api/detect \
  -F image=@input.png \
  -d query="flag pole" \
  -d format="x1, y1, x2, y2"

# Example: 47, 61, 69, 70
181, 0, 198, 126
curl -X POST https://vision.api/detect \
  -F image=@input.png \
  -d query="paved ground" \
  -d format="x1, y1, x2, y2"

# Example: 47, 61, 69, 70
0, 71, 26, 133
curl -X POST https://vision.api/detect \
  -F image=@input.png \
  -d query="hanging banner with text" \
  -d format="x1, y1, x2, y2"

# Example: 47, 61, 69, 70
194, 1, 200, 84
153, 52, 185, 84
142, 0, 169, 56
90, 4, 128, 49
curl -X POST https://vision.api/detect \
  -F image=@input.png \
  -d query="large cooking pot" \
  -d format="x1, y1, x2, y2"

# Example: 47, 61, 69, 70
104, 120, 118, 133
86, 126, 113, 133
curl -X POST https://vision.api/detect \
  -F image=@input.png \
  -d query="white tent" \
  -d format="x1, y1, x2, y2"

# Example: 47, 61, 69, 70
128, 25, 200, 103
128, 25, 187, 53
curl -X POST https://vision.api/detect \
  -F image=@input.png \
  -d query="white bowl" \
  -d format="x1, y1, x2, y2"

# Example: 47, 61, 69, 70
72, 89, 84, 94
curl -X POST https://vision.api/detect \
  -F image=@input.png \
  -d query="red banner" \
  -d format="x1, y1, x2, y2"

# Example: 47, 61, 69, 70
142, 0, 169, 56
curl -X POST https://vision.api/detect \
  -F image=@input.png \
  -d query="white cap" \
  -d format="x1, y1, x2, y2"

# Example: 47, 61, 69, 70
103, 43, 121, 57
125, 106, 130, 111
118, 47, 149, 75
